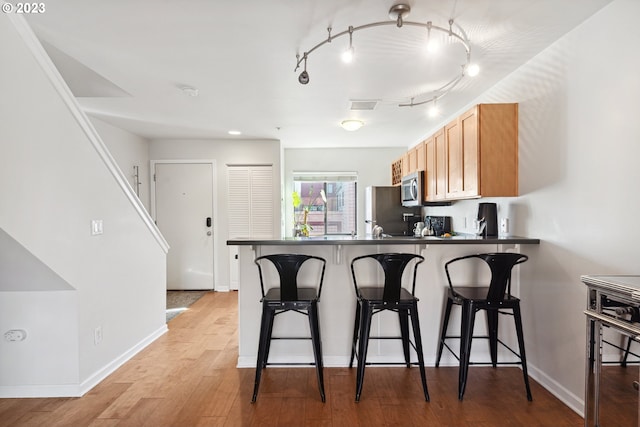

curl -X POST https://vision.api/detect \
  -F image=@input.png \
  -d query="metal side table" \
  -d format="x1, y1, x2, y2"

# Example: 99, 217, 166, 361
583, 275, 640, 427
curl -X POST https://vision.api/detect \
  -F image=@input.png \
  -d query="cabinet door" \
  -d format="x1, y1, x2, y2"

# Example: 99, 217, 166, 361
434, 128, 447, 200
407, 147, 417, 174
401, 152, 410, 177
416, 141, 426, 171
446, 108, 480, 199
459, 107, 479, 198
445, 118, 462, 198
424, 137, 435, 201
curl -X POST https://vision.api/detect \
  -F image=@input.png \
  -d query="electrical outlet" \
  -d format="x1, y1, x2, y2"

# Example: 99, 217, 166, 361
500, 218, 509, 234
4, 329, 27, 342
94, 326, 102, 345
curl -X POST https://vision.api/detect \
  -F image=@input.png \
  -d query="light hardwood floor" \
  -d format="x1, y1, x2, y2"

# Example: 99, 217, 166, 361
0, 291, 583, 426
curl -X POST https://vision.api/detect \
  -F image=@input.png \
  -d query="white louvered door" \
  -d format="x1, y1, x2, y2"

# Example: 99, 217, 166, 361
228, 165, 274, 289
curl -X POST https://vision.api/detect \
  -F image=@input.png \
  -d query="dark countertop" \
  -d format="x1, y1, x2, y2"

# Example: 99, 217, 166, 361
227, 235, 540, 246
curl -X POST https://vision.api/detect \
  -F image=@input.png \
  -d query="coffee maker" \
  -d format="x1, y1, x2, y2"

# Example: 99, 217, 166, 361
477, 202, 498, 237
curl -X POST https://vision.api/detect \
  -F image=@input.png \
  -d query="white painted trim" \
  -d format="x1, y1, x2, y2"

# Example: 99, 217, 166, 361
7, 14, 168, 254
150, 160, 219, 290
0, 325, 168, 398
527, 362, 584, 417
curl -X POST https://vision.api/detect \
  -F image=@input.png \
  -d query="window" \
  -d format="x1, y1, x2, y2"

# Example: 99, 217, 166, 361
293, 173, 357, 236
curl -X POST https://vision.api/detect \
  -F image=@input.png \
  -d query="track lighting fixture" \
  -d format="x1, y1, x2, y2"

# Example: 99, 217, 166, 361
294, 3, 479, 114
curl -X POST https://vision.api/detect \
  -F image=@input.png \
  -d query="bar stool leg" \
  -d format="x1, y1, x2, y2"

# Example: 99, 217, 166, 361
349, 300, 361, 368
458, 300, 476, 401
487, 309, 499, 367
410, 302, 430, 401
252, 303, 275, 403
513, 304, 533, 401
399, 308, 411, 367
355, 301, 373, 402
436, 297, 454, 367
263, 310, 276, 369
308, 301, 326, 402
622, 337, 633, 367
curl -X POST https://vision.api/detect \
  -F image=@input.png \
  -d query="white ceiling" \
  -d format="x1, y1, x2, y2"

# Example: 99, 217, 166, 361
25, 0, 613, 148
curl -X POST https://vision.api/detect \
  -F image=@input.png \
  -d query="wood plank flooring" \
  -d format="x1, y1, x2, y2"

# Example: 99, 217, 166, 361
0, 291, 584, 427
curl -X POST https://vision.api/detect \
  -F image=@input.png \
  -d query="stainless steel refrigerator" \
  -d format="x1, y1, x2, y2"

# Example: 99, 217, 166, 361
365, 186, 420, 236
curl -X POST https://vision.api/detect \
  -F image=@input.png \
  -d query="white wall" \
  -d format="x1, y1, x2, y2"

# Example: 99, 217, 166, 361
0, 15, 167, 396
284, 147, 406, 237
91, 117, 152, 212
149, 139, 281, 290
419, 0, 640, 413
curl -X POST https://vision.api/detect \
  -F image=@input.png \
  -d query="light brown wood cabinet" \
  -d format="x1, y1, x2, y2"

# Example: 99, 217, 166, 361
407, 146, 418, 174
445, 104, 518, 199
406, 143, 426, 175
416, 142, 426, 172
424, 128, 447, 201
401, 152, 410, 178
394, 103, 518, 201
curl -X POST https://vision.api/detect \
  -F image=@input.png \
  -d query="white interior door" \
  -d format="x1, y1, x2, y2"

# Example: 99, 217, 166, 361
154, 162, 214, 290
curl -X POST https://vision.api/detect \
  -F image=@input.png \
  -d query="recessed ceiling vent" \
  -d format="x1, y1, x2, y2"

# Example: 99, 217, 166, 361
350, 100, 378, 111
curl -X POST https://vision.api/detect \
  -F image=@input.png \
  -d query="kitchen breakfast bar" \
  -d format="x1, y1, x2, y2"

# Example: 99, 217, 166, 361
227, 235, 540, 369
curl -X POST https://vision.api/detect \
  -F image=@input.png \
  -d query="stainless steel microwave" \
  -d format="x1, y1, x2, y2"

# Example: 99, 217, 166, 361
401, 171, 423, 207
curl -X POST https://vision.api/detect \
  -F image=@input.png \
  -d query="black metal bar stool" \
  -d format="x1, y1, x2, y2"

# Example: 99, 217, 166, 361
349, 253, 429, 402
252, 254, 326, 403
435, 252, 532, 401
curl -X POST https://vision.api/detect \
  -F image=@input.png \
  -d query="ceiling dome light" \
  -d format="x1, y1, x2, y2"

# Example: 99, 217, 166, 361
180, 86, 199, 97
228, 130, 242, 135
341, 119, 364, 131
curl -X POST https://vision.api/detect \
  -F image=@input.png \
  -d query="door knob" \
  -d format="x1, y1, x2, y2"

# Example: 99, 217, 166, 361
207, 231, 212, 236
206, 217, 212, 227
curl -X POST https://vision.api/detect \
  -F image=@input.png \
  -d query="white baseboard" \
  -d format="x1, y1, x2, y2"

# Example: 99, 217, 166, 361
78, 325, 168, 396
527, 362, 584, 417
0, 325, 168, 398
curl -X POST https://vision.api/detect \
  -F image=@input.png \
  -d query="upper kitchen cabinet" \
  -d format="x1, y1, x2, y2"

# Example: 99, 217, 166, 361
415, 142, 426, 172
444, 104, 518, 199
404, 142, 426, 176
402, 152, 410, 177
424, 129, 447, 201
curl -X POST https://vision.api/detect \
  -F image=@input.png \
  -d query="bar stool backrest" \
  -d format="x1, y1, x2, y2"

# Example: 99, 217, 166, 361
255, 254, 326, 301
351, 253, 424, 302
445, 253, 528, 301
